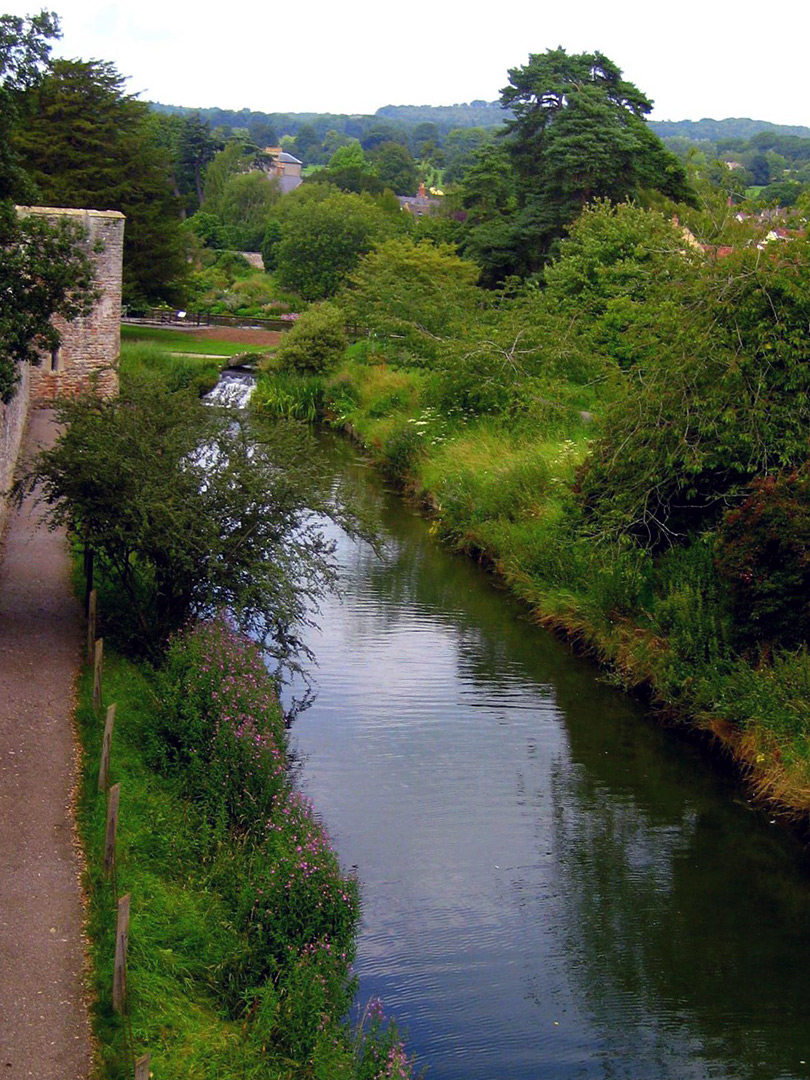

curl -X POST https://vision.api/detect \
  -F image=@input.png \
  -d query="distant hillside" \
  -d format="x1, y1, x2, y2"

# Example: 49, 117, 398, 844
650, 118, 810, 142
149, 101, 510, 141
376, 101, 511, 129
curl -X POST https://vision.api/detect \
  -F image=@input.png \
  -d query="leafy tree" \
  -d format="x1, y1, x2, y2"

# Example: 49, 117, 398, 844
184, 210, 227, 250
291, 123, 322, 163
342, 237, 479, 362
749, 153, 771, 186
327, 141, 370, 173
542, 200, 693, 368
0, 7, 59, 200
178, 112, 221, 209
0, 202, 96, 402
411, 121, 439, 158
12, 58, 188, 307
149, 111, 221, 216
261, 218, 282, 270
457, 144, 522, 283
579, 238, 810, 547
274, 189, 395, 299
26, 376, 359, 662
247, 118, 278, 149
360, 123, 407, 152
468, 48, 696, 280
0, 11, 97, 400
319, 141, 385, 194
202, 137, 266, 216
370, 141, 419, 195
442, 127, 493, 184
218, 170, 279, 250
757, 179, 804, 207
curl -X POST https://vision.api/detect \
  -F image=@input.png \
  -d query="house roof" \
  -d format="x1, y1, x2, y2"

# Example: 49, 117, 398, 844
277, 152, 302, 165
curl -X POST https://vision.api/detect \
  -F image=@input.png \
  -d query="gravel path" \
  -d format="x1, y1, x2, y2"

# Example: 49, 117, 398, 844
0, 410, 92, 1079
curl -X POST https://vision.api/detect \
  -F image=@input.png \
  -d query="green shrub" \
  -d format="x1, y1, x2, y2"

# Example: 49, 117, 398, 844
715, 467, 810, 649
276, 302, 347, 375
214, 249, 253, 277
261, 219, 282, 271
379, 425, 426, 482
651, 537, 730, 672
151, 617, 287, 835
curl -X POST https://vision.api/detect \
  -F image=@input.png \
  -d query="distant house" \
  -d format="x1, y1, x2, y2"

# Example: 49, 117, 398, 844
398, 182, 442, 218
263, 147, 303, 194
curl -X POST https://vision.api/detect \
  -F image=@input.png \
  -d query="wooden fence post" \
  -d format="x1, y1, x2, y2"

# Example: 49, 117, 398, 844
134, 1054, 150, 1080
98, 704, 116, 793
83, 547, 94, 616
104, 782, 120, 875
112, 892, 130, 1014
93, 638, 103, 710
86, 588, 97, 663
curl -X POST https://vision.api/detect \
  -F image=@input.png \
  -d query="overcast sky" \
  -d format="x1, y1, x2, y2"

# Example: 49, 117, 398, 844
8, 0, 810, 126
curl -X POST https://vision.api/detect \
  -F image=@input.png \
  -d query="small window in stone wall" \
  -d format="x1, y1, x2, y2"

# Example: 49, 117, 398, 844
50, 346, 62, 372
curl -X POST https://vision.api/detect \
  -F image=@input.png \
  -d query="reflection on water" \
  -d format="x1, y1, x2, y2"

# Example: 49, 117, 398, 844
285, 439, 810, 1080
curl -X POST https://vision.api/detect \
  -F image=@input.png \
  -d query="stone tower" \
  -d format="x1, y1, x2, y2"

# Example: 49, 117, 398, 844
18, 206, 125, 404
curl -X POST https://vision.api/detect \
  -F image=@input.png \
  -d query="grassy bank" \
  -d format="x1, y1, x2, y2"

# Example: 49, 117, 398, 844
252, 346, 810, 821
70, 333, 417, 1078
77, 621, 415, 1079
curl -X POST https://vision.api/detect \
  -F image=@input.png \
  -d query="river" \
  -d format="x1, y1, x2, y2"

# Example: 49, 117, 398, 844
283, 435, 810, 1080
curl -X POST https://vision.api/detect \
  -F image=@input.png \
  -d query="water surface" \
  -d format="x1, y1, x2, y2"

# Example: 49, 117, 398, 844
286, 440, 810, 1080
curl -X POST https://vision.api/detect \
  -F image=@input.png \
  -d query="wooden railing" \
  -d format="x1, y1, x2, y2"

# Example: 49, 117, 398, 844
123, 309, 295, 331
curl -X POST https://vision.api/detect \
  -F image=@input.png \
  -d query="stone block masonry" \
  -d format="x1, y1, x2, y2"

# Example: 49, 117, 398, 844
0, 360, 29, 540
18, 206, 125, 404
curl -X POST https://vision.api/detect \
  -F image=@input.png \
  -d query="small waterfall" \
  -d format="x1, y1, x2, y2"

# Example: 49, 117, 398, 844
204, 370, 256, 409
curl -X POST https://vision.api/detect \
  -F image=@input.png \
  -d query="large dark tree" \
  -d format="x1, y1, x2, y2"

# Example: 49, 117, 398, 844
12, 58, 188, 307
0, 11, 96, 400
0, 7, 59, 200
464, 48, 695, 282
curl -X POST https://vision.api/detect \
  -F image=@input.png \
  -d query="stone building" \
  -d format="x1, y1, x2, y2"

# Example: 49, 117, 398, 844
0, 206, 124, 535
19, 206, 125, 404
262, 148, 304, 194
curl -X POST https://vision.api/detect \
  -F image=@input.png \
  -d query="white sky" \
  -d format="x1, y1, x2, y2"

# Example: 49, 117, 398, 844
7, 0, 810, 126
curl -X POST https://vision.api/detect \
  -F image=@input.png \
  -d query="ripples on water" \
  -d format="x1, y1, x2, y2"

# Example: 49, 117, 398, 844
284, 450, 810, 1080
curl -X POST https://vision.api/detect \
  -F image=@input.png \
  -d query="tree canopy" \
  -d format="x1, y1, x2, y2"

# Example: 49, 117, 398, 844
26, 377, 362, 663
0, 11, 97, 400
461, 48, 695, 283
12, 57, 188, 307
272, 188, 398, 300
0, 7, 60, 201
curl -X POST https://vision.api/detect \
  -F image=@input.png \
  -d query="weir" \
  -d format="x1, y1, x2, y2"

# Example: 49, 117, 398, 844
203, 370, 257, 409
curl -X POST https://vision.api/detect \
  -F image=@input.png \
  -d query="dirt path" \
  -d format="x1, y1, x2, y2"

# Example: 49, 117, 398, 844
0, 411, 92, 1079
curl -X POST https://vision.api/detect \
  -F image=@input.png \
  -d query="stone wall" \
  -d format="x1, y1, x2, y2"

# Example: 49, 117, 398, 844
0, 360, 30, 539
19, 207, 125, 404
0, 206, 125, 534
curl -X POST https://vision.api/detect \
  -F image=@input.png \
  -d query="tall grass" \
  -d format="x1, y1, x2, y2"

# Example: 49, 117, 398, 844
252, 371, 325, 421
316, 348, 810, 815
120, 340, 222, 395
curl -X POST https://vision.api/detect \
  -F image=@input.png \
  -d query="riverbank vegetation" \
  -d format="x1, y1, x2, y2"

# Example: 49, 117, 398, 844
10, 11, 810, 1068
77, 622, 414, 1079
38, 344, 417, 1078
253, 195, 810, 815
